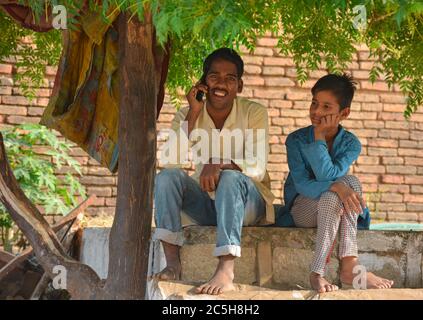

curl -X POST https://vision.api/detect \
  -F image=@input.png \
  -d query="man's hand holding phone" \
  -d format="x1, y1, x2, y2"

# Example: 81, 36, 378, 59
186, 82, 208, 113
185, 81, 208, 135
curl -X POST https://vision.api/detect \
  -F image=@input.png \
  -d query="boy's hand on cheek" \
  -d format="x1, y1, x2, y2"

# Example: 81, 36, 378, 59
314, 114, 340, 140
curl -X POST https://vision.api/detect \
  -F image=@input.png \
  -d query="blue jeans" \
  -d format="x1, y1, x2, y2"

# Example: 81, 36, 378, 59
153, 168, 265, 257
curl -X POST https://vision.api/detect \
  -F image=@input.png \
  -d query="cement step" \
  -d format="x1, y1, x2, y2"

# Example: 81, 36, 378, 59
78, 226, 423, 292
149, 280, 423, 300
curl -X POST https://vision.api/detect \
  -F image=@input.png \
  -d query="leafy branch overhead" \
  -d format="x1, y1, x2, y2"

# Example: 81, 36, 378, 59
0, 0, 422, 116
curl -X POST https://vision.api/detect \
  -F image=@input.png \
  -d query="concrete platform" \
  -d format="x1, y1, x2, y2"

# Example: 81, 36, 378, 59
149, 280, 423, 300
78, 226, 423, 297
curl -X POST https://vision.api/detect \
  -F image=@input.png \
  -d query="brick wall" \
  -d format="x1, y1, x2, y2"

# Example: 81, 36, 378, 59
1, 36, 422, 222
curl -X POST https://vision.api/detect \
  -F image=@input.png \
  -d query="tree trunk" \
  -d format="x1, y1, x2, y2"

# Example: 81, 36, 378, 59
103, 11, 157, 299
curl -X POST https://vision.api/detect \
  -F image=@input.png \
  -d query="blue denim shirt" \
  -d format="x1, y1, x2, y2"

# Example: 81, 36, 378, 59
276, 125, 370, 229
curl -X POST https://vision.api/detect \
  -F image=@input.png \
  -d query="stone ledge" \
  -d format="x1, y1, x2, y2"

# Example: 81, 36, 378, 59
149, 280, 423, 300
79, 226, 423, 291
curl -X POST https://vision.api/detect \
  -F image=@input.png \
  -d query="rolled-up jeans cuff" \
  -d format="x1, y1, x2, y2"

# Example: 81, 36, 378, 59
153, 228, 184, 246
213, 245, 241, 257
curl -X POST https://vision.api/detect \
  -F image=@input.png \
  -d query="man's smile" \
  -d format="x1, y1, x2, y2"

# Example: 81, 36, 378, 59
211, 88, 228, 97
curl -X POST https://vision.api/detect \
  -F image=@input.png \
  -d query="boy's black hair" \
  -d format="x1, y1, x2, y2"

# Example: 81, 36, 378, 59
202, 48, 244, 81
311, 73, 357, 110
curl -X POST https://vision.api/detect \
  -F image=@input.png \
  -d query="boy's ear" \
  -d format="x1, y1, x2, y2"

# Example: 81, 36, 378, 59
340, 107, 351, 120
237, 79, 243, 93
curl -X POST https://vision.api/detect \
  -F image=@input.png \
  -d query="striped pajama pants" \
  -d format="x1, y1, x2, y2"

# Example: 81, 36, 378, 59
291, 175, 362, 276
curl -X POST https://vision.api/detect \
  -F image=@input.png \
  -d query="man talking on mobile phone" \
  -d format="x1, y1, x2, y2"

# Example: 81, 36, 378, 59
152, 48, 274, 295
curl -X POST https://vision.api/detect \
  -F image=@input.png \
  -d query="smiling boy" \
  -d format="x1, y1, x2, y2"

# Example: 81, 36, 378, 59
283, 74, 394, 292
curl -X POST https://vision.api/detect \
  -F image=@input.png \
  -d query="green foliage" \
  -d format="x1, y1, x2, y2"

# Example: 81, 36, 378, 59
0, 0, 422, 115
0, 124, 86, 250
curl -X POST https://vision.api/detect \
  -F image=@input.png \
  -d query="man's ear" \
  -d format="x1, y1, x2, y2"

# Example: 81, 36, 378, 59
238, 79, 243, 93
340, 107, 350, 120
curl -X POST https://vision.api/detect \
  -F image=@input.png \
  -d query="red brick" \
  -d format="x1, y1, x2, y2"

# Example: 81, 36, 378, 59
353, 129, 378, 138
253, 47, 274, 56
383, 103, 405, 113
342, 120, 363, 129
254, 89, 284, 99
359, 61, 374, 70
271, 145, 285, 153
81, 176, 115, 185
382, 157, 404, 165
244, 65, 262, 75
377, 203, 406, 212
353, 174, 379, 183
363, 120, 384, 129
87, 187, 112, 197
386, 165, 417, 174
295, 118, 311, 127
0, 105, 27, 115
354, 93, 380, 103
1, 96, 30, 105
356, 156, 380, 165
404, 194, 423, 203
278, 109, 309, 118
242, 76, 265, 86
358, 51, 377, 61
378, 112, 406, 121
264, 77, 295, 87
269, 100, 292, 109
242, 56, 263, 65
286, 91, 311, 101
105, 198, 117, 206
0, 64, 12, 74
267, 108, 280, 117
378, 184, 409, 194
264, 57, 294, 66
0, 76, 13, 86
256, 37, 279, 47
380, 94, 406, 103
386, 121, 412, 130
409, 113, 423, 123
405, 157, 423, 166
268, 154, 283, 163
7, 116, 39, 124
378, 129, 409, 139
0, 87, 12, 95
262, 66, 285, 76
354, 165, 385, 174
367, 138, 397, 148
404, 176, 423, 185
308, 70, 327, 78
352, 70, 370, 79
285, 68, 298, 78
387, 212, 418, 222
411, 186, 423, 194
380, 193, 403, 203
398, 148, 423, 157
349, 111, 377, 120
361, 103, 382, 112
27, 107, 45, 116
381, 175, 404, 184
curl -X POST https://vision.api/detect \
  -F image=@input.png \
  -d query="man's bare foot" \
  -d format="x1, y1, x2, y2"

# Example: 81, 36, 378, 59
150, 241, 181, 281
151, 264, 181, 281
195, 255, 236, 295
340, 271, 394, 289
310, 272, 339, 293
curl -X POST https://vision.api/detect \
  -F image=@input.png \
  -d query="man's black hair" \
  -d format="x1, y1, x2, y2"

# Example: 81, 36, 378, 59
202, 48, 244, 80
311, 73, 357, 110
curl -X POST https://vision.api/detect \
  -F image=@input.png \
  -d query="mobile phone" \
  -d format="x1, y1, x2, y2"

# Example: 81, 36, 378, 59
195, 76, 206, 102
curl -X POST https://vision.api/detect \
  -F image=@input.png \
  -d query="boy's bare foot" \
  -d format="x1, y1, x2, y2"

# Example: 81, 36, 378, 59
340, 271, 394, 289
195, 255, 236, 295
340, 256, 394, 289
310, 272, 339, 293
